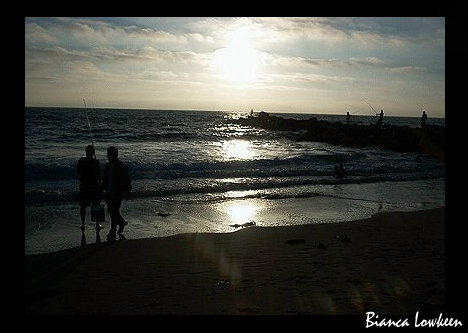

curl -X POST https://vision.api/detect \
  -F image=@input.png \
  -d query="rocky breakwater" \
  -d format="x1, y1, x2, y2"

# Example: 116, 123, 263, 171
230, 112, 445, 160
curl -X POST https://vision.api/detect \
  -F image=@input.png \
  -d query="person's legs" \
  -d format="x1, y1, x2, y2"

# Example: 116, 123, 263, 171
113, 198, 127, 235
79, 206, 86, 229
106, 199, 118, 242
106, 195, 127, 241
92, 199, 103, 230
79, 187, 91, 229
79, 196, 90, 229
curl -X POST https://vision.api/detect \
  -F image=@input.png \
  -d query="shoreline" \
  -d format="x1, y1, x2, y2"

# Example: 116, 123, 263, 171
25, 178, 445, 255
25, 207, 445, 315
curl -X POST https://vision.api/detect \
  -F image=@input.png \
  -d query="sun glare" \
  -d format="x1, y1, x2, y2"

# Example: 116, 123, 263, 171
222, 140, 255, 160
225, 201, 259, 224
212, 28, 263, 84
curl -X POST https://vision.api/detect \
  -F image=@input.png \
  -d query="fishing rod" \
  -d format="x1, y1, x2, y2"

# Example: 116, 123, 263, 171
82, 98, 95, 147
362, 98, 377, 115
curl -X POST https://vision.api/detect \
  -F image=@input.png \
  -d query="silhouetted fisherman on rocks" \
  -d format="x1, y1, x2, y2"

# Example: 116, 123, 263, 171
377, 110, 384, 126
421, 111, 428, 128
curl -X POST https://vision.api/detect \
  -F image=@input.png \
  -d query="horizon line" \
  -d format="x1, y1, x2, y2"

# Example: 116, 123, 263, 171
24, 105, 446, 119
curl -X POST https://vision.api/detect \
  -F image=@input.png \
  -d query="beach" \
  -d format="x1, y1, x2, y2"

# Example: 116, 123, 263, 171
25, 207, 444, 315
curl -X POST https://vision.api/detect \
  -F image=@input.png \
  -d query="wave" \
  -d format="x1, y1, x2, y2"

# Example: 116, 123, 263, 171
24, 151, 444, 182
24, 171, 445, 205
25, 130, 281, 145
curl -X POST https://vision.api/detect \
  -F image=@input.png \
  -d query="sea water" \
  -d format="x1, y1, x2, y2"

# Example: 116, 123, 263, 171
25, 107, 445, 254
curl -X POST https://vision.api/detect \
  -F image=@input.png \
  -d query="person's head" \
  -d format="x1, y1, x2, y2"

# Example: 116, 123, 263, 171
85, 145, 95, 158
107, 146, 118, 162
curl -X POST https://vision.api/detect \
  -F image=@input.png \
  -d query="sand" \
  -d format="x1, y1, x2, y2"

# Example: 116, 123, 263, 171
25, 208, 445, 315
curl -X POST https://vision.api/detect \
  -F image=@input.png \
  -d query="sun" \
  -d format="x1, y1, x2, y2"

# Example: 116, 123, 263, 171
212, 28, 263, 84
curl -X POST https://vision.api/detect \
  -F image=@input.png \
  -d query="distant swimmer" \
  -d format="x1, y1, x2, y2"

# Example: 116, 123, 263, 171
376, 110, 384, 126
346, 111, 351, 125
77, 145, 102, 231
102, 146, 132, 242
421, 111, 427, 128
333, 163, 347, 178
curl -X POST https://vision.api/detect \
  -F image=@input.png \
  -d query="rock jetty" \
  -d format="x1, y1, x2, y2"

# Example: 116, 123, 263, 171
230, 111, 444, 160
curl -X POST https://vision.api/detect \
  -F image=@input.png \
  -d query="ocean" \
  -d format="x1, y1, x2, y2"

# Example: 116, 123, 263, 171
25, 107, 445, 254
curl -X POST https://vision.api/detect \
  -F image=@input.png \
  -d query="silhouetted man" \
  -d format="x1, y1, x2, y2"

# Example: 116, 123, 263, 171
77, 145, 102, 230
346, 112, 351, 125
103, 146, 132, 242
421, 111, 427, 128
377, 110, 384, 126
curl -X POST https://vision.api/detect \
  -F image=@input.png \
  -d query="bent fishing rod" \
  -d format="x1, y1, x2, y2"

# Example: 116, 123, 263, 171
362, 98, 378, 115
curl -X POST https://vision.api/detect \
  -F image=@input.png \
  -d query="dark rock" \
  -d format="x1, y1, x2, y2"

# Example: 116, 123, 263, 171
229, 221, 256, 228
229, 112, 444, 160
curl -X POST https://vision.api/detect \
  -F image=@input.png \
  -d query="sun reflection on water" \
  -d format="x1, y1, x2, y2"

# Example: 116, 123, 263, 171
222, 140, 255, 160
223, 200, 261, 224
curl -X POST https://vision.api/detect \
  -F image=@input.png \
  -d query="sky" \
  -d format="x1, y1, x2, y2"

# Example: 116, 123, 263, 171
25, 17, 445, 117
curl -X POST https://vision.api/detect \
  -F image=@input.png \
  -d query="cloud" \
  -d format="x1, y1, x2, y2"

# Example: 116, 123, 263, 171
25, 22, 57, 43
270, 55, 387, 68
260, 72, 356, 84
268, 54, 427, 75
388, 66, 427, 74
26, 17, 214, 48
25, 45, 211, 67
193, 17, 444, 50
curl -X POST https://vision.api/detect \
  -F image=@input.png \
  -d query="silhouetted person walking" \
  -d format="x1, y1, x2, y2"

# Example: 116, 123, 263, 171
77, 145, 102, 230
346, 112, 351, 125
103, 146, 132, 242
421, 111, 427, 128
377, 110, 384, 126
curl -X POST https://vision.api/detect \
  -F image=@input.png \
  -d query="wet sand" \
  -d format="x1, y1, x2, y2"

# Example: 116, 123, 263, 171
25, 207, 444, 315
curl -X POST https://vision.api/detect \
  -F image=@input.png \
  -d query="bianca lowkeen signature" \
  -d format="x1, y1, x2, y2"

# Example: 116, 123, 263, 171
365, 311, 463, 328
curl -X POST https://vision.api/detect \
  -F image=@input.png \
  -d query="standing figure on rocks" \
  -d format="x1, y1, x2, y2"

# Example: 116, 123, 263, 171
377, 110, 384, 126
421, 111, 427, 128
